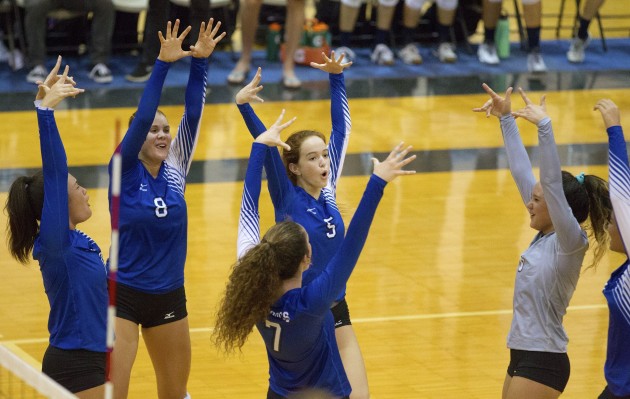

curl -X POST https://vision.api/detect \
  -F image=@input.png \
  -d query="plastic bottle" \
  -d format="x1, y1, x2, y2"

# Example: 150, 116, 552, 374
311, 22, 329, 48
266, 23, 282, 62
495, 12, 510, 59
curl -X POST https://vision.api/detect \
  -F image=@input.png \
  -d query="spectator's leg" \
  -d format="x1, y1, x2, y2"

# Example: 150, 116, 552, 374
190, 0, 211, 46
142, 0, 171, 65
226, 0, 262, 83
24, 0, 54, 68
281, 0, 305, 88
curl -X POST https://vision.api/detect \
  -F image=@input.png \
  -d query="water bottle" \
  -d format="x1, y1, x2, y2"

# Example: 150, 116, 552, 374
266, 23, 282, 62
495, 12, 510, 59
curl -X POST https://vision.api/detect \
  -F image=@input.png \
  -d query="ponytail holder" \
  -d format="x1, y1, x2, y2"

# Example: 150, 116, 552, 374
576, 172, 585, 185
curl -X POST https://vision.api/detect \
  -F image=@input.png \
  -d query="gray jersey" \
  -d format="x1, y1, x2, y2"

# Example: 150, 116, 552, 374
501, 115, 588, 353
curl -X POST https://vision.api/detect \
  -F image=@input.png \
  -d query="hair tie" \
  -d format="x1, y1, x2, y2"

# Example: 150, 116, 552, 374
576, 172, 585, 185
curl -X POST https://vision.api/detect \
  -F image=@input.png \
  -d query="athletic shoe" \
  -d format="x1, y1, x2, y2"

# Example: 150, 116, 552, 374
334, 46, 356, 63
437, 42, 457, 63
527, 50, 547, 72
370, 43, 395, 65
125, 62, 153, 83
477, 43, 500, 65
398, 43, 422, 65
89, 63, 113, 83
26, 65, 47, 83
567, 36, 590, 63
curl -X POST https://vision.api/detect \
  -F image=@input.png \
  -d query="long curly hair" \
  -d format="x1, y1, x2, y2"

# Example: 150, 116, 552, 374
282, 130, 327, 185
212, 222, 309, 354
560, 170, 611, 270
5, 171, 45, 264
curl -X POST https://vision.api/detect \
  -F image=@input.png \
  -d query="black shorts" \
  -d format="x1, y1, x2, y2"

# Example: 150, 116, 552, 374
267, 386, 349, 399
331, 298, 351, 329
115, 283, 187, 328
599, 386, 630, 399
42, 345, 105, 393
507, 349, 570, 393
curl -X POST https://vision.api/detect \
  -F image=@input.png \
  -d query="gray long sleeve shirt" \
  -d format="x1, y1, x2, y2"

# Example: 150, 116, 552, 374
501, 115, 588, 353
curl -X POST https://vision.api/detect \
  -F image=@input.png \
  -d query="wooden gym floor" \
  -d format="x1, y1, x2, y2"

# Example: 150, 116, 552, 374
0, 1, 629, 397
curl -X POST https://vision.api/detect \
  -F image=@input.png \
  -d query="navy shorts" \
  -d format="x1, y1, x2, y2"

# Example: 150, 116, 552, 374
599, 386, 630, 399
331, 298, 351, 329
116, 283, 187, 328
42, 345, 105, 393
267, 386, 349, 399
507, 349, 570, 393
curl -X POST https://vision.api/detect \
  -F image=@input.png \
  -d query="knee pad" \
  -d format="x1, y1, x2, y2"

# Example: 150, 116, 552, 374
404, 0, 426, 11
341, 0, 362, 8
379, 0, 399, 6
520, 0, 540, 5
436, 0, 458, 11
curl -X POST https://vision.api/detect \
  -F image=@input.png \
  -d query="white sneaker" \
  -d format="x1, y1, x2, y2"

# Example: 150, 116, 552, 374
398, 43, 422, 65
567, 36, 590, 63
437, 42, 457, 63
334, 46, 356, 63
26, 65, 47, 84
370, 43, 395, 65
89, 63, 113, 83
477, 43, 499, 65
527, 51, 547, 72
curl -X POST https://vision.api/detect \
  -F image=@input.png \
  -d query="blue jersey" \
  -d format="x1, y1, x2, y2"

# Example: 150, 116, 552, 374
604, 125, 630, 396
238, 73, 351, 297
32, 108, 108, 352
109, 58, 207, 293
238, 143, 385, 398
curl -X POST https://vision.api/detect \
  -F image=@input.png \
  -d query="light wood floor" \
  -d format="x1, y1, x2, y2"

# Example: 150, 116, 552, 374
1, 86, 629, 397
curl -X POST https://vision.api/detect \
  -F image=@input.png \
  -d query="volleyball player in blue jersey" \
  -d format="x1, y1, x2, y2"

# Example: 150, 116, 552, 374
108, 20, 225, 399
594, 99, 630, 399
235, 53, 373, 399
5, 57, 107, 398
474, 85, 611, 399
213, 110, 415, 398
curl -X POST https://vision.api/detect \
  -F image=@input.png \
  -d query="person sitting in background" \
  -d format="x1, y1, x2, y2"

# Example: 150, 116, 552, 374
478, 0, 547, 72
335, 0, 459, 65
567, 0, 605, 63
24, 0, 115, 84
125, 0, 210, 83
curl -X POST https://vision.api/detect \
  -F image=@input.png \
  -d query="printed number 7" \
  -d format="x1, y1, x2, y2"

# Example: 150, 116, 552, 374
265, 320, 282, 352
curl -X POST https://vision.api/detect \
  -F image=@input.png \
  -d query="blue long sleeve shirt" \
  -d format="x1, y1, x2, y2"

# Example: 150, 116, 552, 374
238, 142, 384, 398
108, 58, 207, 293
33, 108, 108, 352
604, 125, 630, 396
237, 72, 351, 300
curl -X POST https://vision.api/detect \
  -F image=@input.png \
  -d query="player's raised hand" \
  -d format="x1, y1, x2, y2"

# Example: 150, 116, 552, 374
473, 83, 513, 118
255, 109, 296, 151
190, 18, 227, 58
39, 65, 84, 109
235, 67, 264, 105
158, 19, 192, 62
310, 51, 352, 74
372, 142, 416, 183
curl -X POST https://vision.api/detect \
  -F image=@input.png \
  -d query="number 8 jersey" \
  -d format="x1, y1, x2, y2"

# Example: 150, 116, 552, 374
109, 59, 207, 294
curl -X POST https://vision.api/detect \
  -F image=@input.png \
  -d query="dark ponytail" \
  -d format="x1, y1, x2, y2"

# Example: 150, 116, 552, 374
213, 222, 309, 354
561, 170, 612, 270
4, 171, 44, 264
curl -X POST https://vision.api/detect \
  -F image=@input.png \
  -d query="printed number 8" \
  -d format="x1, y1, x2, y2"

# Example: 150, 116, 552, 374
154, 197, 168, 218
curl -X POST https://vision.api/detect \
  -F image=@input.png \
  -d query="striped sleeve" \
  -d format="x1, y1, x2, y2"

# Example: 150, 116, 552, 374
237, 143, 267, 259
237, 103, 293, 220
166, 57, 208, 185
326, 72, 351, 195
607, 125, 630, 323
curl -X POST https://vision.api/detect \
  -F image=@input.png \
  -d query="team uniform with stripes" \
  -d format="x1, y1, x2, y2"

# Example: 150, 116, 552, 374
601, 125, 630, 399
238, 140, 386, 399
